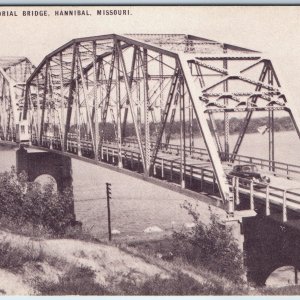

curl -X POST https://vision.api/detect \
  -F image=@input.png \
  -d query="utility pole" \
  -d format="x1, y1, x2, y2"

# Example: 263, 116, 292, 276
106, 182, 112, 241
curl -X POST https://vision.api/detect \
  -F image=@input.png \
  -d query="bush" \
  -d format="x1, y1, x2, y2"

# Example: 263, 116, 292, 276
0, 240, 44, 272
37, 265, 107, 295
0, 167, 75, 234
172, 202, 244, 283
119, 272, 238, 295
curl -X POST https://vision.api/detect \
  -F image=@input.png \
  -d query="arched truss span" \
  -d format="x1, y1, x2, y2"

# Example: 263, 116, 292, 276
23, 34, 300, 214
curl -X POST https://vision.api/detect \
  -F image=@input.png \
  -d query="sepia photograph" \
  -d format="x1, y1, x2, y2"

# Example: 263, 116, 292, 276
0, 4, 300, 295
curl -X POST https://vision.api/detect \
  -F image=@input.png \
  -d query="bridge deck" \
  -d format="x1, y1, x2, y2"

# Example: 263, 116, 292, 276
27, 136, 300, 220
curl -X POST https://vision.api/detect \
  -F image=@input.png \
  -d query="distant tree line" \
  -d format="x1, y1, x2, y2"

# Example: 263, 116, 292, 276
62, 116, 294, 141
210, 116, 295, 135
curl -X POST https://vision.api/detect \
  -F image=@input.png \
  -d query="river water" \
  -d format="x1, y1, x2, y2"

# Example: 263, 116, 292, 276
0, 144, 200, 239
184, 130, 300, 165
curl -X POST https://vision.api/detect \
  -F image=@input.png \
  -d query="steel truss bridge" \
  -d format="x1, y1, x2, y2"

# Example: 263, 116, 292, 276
2, 34, 300, 220
0, 57, 34, 140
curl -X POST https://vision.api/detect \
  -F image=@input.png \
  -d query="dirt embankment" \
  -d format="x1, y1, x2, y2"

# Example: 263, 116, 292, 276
0, 230, 170, 295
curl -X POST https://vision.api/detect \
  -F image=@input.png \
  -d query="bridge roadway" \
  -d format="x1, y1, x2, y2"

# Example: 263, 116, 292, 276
32, 135, 300, 221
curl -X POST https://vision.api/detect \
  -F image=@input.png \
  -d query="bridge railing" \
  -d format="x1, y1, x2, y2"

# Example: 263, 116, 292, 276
222, 152, 300, 179
229, 174, 300, 222
122, 139, 300, 179
32, 134, 300, 221
122, 140, 210, 161
33, 135, 300, 180
103, 144, 300, 221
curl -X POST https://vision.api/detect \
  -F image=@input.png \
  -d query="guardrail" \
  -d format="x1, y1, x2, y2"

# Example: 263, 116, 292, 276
121, 139, 300, 179
221, 152, 300, 179
32, 134, 300, 222
91, 142, 300, 222
33, 135, 300, 179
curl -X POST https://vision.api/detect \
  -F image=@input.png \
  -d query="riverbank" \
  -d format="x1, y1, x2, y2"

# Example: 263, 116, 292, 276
0, 228, 245, 295
1, 226, 300, 295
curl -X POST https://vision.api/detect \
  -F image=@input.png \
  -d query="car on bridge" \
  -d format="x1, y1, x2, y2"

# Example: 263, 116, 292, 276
228, 164, 271, 188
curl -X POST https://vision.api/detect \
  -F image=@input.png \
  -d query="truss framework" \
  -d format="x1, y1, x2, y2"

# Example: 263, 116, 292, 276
21, 34, 300, 214
0, 57, 34, 141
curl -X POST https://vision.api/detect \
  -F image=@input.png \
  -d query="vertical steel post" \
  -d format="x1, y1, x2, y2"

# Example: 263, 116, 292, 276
189, 98, 194, 156
190, 166, 193, 187
223, 53, 229, 161
136, 51, 141, 129
159, 53, 165, 145
283, 189, 287, 222
93, 41, 99, 161
266, 184, 270, 216
179, 76, 186, 188
64, 44, 76, 152
39, 60, 49, 145
26, 87, 33, 145
250, 180, 254, 210
201, 168, 204, 191
59, 52, 65, 151
36, 75, 41, 143
75, 53, 81, 157
235, 177, 240, 205
143, 48, 150, 176
268, 68, 275, 171
268, 110, 275, 171
115, 41, 123, 168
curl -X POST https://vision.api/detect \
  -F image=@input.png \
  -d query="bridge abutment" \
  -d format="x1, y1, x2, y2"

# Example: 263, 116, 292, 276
243, 214, 300, 286
16, 146, 73, 193
16, 146, 76, 221
16, 146, 75, 220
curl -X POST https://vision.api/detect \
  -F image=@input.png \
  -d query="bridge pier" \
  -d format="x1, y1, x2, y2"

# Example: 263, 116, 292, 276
243, 214, 300, 286
16, 145, 73, 193
16, 145, 75, 221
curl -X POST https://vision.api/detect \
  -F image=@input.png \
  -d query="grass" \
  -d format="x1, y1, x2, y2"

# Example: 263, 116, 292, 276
0, 240, 45, 272
36, 265, 243, 296
36, 265, 108, 295
257, 285, 300, 295
0, 215, 104, 245
0, 216, 53, 239
121, 238, 248, 295
119, 272, 240, 295
1, 229, 300, 296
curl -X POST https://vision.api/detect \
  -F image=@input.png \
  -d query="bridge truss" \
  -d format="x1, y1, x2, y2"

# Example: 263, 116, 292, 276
0, 57, 34, 141
22, 34, 300, 215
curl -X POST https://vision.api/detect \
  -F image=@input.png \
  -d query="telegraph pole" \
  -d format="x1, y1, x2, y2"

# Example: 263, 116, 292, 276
106, 182, 112, 241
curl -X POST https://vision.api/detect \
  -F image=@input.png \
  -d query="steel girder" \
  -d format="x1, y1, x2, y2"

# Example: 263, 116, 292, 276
0, 57, 34, 141
22, 34, 299, 215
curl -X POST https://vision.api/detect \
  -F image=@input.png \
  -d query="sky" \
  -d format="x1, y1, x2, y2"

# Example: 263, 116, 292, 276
1, 5, 300, 109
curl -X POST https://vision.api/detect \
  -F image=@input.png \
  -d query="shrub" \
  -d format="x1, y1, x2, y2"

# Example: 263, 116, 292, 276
0, 240, 44, 272
172, 202, 244, 283
36, 265, 107, 295
119, 272, 239, 295
0, 167, 75, 234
